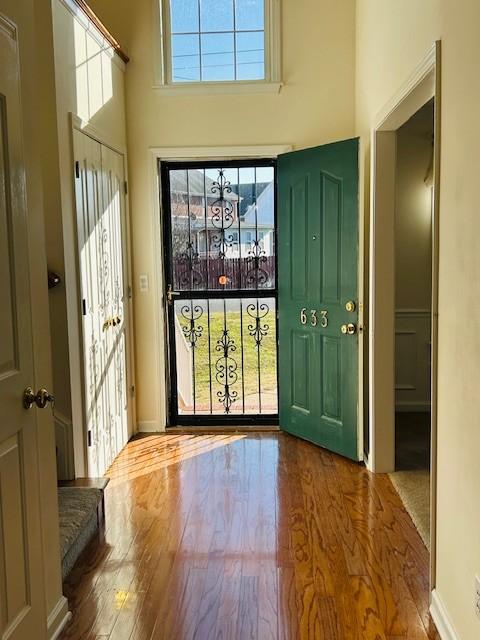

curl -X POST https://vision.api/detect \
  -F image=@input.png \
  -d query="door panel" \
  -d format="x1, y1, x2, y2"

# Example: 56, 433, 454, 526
0, 13, 46, 638
74, 131, 131, 476
278, 139, 359, 460
291, 331, 311, 412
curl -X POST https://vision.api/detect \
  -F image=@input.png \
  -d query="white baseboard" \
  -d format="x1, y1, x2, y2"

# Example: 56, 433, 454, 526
137, 421, 166, 433
430, 590, 458, 640
47, 595, 71, 640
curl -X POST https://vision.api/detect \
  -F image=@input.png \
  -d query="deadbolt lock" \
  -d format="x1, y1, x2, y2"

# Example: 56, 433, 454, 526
345, 300, 356, 312
341, 323, 357, 335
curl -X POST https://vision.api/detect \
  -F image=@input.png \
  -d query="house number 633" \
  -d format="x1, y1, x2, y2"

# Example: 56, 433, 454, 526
300, 308, 328, 328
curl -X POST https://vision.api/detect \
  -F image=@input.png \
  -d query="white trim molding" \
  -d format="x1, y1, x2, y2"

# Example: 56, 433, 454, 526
58, 0, 126, 71
430, 590, 459, 640
154, 80, 282, 96
150, 144, 292, 161
47, 596, 71, 640
369, 43, 438, 474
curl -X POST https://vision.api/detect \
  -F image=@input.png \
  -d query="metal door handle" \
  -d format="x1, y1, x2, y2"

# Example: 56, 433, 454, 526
167, 284, 180, 305
341, 323, 357, 335
23, 387, 55, 410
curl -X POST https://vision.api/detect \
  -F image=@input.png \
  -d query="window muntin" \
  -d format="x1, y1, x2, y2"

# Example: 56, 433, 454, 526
169, 0, 266, 83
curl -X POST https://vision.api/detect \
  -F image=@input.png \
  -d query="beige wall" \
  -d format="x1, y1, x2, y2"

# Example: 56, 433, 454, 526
88, 0, 356, 427
357, 0, 480, 637
51, 0, 128, 476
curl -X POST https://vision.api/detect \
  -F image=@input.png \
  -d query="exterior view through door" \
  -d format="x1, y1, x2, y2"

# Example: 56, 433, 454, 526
278, 138, 360, 460
162, 160, 278, 425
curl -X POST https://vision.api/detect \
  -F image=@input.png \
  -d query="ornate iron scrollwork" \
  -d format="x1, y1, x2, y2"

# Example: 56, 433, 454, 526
180, 303, 204, 347
210, 170, 236, 259
215, 327, 238, 413
178, 241, 203, 288
247, 302, 270, 346
245, 239, 269, 287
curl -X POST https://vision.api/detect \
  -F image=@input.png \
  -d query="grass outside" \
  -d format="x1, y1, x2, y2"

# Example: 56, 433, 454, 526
177, 309, 277, 412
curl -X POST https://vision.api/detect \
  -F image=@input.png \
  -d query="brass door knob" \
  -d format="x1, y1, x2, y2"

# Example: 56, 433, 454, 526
23, 387, 55, 410
341, 323, 357, 335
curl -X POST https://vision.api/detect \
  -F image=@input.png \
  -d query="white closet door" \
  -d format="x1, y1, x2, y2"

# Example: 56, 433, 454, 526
100, 144, 129, 471
74, 130, 131, 476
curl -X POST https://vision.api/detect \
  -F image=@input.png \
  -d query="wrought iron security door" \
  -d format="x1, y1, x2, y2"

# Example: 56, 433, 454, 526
161, 160, 278, 425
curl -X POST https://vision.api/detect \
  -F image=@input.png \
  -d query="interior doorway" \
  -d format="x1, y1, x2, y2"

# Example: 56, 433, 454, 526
369, 42, 441, 588
391, 99, 435, 548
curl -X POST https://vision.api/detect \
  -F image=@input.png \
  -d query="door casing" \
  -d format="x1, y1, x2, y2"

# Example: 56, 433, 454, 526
369, 41, 441, 590
149, 146, 291, 432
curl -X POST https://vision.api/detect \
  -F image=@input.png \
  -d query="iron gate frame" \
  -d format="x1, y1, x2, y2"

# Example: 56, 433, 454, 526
160, 158, 279, 426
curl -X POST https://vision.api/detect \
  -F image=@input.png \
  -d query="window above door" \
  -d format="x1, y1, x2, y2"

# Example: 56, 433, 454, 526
155, 0, 282, 94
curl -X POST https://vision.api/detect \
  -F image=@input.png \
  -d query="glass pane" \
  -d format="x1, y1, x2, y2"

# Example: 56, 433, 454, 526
172, 34, 200, 82
200, 0, 234, 32
170, 166, 275, 291
201, 33, 235, 81
175, 297, 277, 415
236, 31, 265, 80
170, 0, 199, 33
170, 169, 208, 290
235, 0, 264, 31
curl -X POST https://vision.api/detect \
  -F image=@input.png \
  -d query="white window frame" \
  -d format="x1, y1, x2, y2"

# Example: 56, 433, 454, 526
154, 0, 282, 94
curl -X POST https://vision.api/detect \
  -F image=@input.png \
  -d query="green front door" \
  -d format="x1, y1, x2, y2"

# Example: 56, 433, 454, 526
278, 138, 360, 460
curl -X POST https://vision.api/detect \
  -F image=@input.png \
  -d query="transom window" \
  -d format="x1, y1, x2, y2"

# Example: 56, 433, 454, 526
159, 0, 281, 88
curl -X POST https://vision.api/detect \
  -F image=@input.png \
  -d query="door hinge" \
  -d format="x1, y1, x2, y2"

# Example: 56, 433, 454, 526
75, 160, 80, 179
124, 180, 128, 195
130, 385, 135, 397
87, 430, 92, 447
82, 298, 87, 315
127, 284, 133, 299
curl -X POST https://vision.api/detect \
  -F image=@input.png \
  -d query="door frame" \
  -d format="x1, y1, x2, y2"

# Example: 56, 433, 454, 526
368, 42, 441, 586
160, 157, 279, 427
149, 146, 291, 431
71, 115, 137, 475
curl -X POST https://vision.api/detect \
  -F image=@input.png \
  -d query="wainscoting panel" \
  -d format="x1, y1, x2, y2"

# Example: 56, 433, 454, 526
395, 310, 431, 411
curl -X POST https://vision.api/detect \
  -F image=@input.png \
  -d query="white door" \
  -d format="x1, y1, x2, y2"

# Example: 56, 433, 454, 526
0, 13, 47, 639
73, 130, 131, 476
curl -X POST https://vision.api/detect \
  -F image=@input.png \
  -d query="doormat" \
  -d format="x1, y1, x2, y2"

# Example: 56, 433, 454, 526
389, 470, 430, 550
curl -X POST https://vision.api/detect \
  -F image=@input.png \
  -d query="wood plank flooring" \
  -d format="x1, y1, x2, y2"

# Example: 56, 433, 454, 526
59, 433, 439, 640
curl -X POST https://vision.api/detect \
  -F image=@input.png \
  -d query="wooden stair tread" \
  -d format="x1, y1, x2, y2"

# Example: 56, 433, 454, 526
59, 477, 110, 491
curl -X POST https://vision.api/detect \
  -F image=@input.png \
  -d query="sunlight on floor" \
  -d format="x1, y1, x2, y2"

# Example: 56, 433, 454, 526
106, 434, 246, 484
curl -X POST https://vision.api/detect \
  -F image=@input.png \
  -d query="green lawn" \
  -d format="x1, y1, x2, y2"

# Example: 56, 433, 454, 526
177, 309, 277, 411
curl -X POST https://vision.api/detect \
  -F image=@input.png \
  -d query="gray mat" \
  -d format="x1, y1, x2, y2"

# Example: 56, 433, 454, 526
389, 470, 430, 549
58, 487, 102, 578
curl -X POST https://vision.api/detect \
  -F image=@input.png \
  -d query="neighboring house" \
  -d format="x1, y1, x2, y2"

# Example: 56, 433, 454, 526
171, 169, 274, 260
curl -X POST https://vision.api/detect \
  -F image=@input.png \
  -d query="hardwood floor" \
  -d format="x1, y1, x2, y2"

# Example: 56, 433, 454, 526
59, 433, 439, 640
